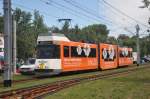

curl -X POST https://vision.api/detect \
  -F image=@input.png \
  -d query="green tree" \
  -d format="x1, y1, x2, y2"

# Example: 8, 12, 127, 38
117, 34, 129, 46
107, 36, 117, 44
14, 8, 32, 60
81, 24, 109, 43
49, 26, 60, 33
32, 10, 49, 56
33, 10, 48, 37
74, 24, 80, 34
140, 35, 150, 56
61, 21, 70, 34
67, 24, 81, 41
14, 8, 48, 60
117, 34, 137, 52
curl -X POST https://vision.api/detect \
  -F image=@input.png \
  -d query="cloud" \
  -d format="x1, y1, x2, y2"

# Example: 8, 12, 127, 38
101, 0, 150, 38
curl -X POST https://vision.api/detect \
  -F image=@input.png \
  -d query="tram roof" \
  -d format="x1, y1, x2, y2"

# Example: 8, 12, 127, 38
37, 33, 70, 42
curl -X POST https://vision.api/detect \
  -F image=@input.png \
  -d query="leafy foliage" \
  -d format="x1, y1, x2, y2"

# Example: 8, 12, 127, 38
14, 8, 49, 60
80, 24, 109, 43
60, 23, 109, 43
140, 35, 150, 56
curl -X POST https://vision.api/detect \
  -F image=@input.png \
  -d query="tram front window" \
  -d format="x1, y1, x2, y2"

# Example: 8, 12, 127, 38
37, 44, 60, 59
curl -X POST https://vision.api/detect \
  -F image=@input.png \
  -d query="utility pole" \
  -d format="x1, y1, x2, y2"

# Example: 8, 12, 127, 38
136, 24, 140, 66
3, 0, 12, 87
13, 19, 17, 74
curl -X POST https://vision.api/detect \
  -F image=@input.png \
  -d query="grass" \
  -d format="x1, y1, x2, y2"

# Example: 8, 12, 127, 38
0, 64, 149, 95
45, 65, 150, 99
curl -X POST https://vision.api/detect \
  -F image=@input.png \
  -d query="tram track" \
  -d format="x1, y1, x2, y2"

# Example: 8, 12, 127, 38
0, 64, 149, 99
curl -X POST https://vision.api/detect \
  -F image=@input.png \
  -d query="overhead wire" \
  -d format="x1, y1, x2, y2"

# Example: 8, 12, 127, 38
63, 0, 114, 24
50, 0, 132, 33
39, 0, 97, 23
102, 0, 149, 28
69, 0, 117, 24
100, 0, 135, 26
48, 0, 149, 36
14, 0, 133, 31
44, 0, 114, 25
12, 3, 60, 19
64, 0, 142, 35
41, 0, 136, 37
40, 0, 131, 36
100, 0, 149, 36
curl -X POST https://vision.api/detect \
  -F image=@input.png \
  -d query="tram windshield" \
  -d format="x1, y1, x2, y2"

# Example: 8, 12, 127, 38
37, 44, 60, 59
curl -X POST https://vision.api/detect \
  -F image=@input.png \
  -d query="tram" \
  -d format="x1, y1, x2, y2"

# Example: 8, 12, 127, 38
35, 33, 133, 75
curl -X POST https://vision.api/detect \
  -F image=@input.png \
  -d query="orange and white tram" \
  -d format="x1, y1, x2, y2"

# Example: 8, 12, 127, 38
35, 33, 133, 75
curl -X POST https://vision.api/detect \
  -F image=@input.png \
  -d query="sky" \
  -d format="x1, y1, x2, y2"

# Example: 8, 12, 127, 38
0, 0, 150, 38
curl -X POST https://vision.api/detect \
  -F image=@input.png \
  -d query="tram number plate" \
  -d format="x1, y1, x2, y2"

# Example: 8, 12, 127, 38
39, 63, 46, 69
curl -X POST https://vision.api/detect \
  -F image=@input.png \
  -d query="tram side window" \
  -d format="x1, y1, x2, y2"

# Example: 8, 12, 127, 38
128, 51, 132, 57
71, 46, 78, 57
71, 46, 86, 57
80, 47, 86, 57
102, 49, 116, 61
130, 52, 133, 57
64, 46, 69, 57
71, 46, 96, 57
120, 51, 124, 57
89, 48, 96, 57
